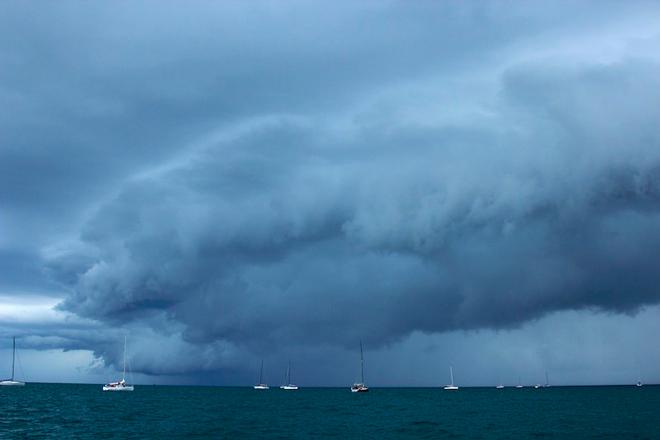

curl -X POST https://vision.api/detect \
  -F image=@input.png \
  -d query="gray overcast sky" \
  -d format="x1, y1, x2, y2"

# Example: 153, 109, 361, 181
2, 0, 660, 386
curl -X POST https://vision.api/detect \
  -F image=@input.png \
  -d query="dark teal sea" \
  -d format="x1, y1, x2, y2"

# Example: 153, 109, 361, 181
1, 384, 659, 439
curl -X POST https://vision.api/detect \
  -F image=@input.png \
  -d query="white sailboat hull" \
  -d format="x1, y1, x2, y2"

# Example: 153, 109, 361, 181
443, 385, 459, 390
351, 384, 369, 392
280, 385, 299, 390
102, 385, 134, 391
0, 380, 25, 386
254, 385, 269, 390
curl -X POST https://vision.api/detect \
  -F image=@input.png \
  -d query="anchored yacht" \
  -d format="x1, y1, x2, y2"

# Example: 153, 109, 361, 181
0, 337, 25, 386
351, 341, 369, 392
444, 366, 458, 390
103, 336, 134, 391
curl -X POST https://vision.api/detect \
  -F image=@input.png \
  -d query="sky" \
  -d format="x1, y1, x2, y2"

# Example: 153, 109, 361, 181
2, 0, 660, 387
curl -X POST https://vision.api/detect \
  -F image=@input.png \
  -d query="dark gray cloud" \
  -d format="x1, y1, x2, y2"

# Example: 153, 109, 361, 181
2, 1, 660, 382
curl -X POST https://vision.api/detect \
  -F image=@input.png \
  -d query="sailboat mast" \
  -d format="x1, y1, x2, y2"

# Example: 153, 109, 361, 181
11, 336, 15, 380
287, 361, 291, 384
450, 366, 454, 386
259, 360, 264, 384
122, 335, 127, 382
360, 341, 365, 384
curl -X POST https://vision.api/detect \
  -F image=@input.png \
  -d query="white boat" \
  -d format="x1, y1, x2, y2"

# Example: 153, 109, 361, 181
102, 336, 134, 391
496, 384, 504, 389
351, 341, 369, 392
280, 361, 299, 390
444, 366, 458, 390
636, 381, 643, 387
0, 337, 25, 386
515, 376, 523, 388
254, 360, 269, 390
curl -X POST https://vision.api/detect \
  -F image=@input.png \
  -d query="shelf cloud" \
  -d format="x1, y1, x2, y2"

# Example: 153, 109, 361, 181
2, 1, 660, 381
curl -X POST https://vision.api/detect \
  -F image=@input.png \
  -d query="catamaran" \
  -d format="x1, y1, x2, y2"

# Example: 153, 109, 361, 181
351, 341, 368, 392
254, 360, 269, 390
0, 337, 25, 386
444, 366, 458, 390
280, 361, 299, 390
102, 336, 134, 391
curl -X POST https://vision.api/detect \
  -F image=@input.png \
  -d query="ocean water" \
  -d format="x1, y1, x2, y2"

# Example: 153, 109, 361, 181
1, 384, 659, 439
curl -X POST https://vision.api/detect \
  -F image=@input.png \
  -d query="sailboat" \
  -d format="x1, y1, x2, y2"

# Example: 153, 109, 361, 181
350, 341, 368, 392
0, 337, 25, 386
515, 376, 523, 388
543, 371, 550, 388
496, 384, 504, 389
280, 361, 299, 390
254, 360, 269, 390
444, 366, 458, 390
102, 336, 134, 391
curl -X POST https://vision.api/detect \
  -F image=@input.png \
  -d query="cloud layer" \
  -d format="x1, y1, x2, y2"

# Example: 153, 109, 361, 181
2, 1, 660, 380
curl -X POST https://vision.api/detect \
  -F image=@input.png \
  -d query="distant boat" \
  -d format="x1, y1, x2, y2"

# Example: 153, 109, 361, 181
444, 366, 458, 390
636, 381, 643, 387
280, 361, 299, 390
102, 336, 134, 391
254, 360, 269, 390
0, 337, 25, 386
543, 371, 550, 388
515, 377, 523, 389
496, 384, 504, 389
350, 341, 368, 392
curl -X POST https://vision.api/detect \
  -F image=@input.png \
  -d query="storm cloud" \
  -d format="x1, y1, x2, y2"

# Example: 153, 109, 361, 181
2, 1, 660, 382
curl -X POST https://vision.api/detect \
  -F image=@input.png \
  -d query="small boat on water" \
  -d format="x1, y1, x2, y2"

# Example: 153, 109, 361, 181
280, 361, 299, 390
0, 337, 25, 386
496, 384, 504, 389
254, 360, 269, 390
102, 336, 134, 391
444, 366, 458, 390
351, 341, 368, 393
515, 376, 523, 388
